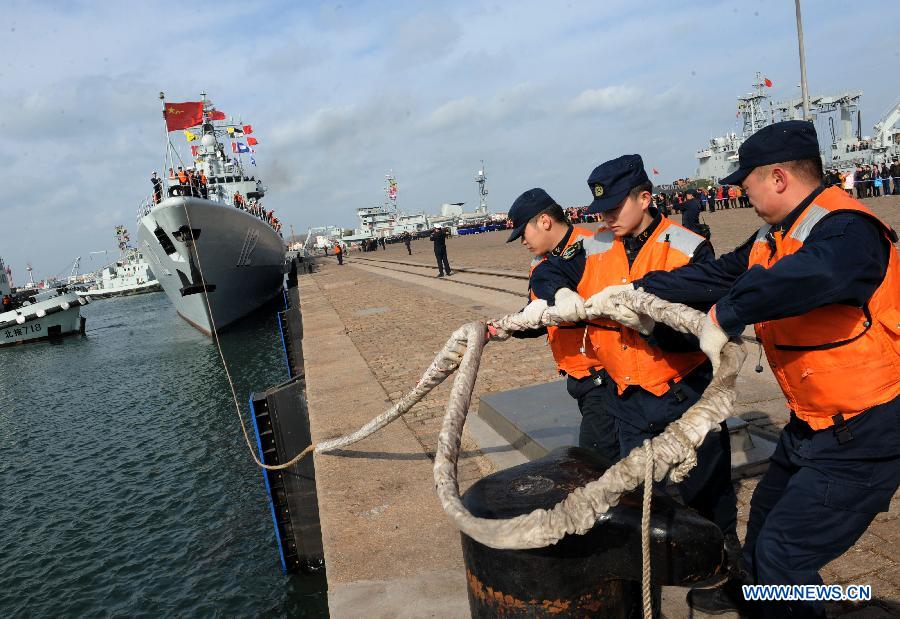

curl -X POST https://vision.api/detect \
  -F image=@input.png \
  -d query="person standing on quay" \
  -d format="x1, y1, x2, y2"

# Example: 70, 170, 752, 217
502, 188, 620, 462
579, 155, 737, 583
430, 226, 452, 277
334, 243, 343, 266
402, 231, 412, 255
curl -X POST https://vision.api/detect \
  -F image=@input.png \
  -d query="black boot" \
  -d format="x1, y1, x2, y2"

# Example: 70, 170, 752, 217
687, 534, 756, 616
687, 577, 751, 616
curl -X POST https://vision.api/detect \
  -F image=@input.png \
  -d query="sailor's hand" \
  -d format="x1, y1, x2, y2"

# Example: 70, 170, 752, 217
485, 322, 510, 342
607, 305, 655, 336
699, 307, 729, 374
584, 283, 634, 318
521, 299, 549, 329
553, 288, 587, 323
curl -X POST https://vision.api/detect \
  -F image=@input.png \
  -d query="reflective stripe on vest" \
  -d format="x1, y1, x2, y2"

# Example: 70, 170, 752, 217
749, 186, 900, 429
579, 218, 707, 395
529, 225, 603, 379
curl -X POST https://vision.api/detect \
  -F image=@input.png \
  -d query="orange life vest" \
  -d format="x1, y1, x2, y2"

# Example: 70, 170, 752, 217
529, 225, 602, 379
177, 171, 188, 184
580, 217, 708, 396
747, 186, 900, 430
334, 245, 342, 254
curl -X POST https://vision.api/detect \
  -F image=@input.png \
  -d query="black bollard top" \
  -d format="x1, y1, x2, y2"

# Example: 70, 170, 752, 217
461, 446, 724, 586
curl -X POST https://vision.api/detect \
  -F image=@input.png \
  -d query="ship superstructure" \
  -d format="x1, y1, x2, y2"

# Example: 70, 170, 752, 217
696, 74, 900, 181
136, 93, 286, 335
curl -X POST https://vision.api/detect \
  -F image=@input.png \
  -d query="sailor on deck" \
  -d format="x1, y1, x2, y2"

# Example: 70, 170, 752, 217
632, 120, 900, 618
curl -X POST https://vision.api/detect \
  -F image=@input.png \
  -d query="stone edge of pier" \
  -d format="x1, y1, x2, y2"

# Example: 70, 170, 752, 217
298, 274, 470, 618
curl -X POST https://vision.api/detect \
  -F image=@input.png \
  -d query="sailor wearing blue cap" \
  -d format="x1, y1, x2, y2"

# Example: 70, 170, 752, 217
631, 120, 900, 617
574, 154, 738, 568
502, 188, 619, 463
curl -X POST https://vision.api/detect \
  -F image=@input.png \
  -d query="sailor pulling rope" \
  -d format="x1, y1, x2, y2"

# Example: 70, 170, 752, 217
252, 288, 745, 545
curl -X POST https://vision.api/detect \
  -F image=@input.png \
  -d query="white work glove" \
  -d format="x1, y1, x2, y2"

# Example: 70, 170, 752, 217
699, 309, 729, 374
606, 304, 655, 336
520, 298, 549, 329
584, 283, 653, 334
584, 283, 634, 318
553, 287, 587, 323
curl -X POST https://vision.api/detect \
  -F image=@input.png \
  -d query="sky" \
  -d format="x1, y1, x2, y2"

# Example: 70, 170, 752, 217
2, 0, 898, 281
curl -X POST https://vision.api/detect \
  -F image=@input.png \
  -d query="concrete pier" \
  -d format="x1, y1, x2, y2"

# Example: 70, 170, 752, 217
297, 198, 900, 617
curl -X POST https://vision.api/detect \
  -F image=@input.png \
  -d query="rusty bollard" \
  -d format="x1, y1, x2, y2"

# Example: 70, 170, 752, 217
460, 447, 725, 618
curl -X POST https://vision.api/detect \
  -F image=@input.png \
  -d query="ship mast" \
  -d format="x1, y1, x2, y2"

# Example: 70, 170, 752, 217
794, 0, 811, 121
475, 161, 488, 214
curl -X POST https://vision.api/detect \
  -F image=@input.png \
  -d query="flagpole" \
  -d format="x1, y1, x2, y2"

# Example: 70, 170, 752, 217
159, 91, 170, 194
794, 0, 811, 121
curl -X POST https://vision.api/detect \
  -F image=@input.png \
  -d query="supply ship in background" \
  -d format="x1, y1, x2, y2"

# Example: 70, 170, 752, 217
695, 73, 900, 181
137, 93, 286, 336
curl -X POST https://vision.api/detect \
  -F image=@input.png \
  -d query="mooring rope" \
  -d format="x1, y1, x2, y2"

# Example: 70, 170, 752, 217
176, 216, 745, 593
641, 439, 654, 619
175, 218, 746, 608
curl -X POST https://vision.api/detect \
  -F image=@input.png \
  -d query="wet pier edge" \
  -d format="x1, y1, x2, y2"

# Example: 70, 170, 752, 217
294, 197, 900, 618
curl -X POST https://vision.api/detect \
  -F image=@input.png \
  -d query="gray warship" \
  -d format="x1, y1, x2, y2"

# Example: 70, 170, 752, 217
696, 73, 900, 181
137, 94, 286, 335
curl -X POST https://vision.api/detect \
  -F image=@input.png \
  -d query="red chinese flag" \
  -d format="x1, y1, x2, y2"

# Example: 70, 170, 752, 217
209, 109, 226, 120
242, 124, 253, 134
247, 137, 259, 146
164, 101, 203, 131
764, 77, 773, 88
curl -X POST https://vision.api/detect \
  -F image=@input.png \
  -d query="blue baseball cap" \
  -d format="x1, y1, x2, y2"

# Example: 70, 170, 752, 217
586, 154, 651, 213
720, 120, 820, 186
506, 188, 558, 242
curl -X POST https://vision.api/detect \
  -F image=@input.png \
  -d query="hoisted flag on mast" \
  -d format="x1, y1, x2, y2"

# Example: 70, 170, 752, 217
209, 110, 226, 120
247, 137, 258, 146
163, 102, 203, 131
232, 142, 250, 154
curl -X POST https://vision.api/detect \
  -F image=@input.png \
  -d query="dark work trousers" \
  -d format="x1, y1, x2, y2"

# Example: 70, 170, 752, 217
336, 252, 343, 265
566, 374, 620, 465
405, 242, 411, 255
742, 398, 900, 619
435, 248, 451, 275
599, 364, 737, 537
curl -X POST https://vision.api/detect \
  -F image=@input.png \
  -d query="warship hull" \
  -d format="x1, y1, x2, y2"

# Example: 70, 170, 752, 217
137, 197, 286, 335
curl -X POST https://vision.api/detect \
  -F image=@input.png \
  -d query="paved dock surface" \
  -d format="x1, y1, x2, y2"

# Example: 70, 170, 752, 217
301, 196, 900, 618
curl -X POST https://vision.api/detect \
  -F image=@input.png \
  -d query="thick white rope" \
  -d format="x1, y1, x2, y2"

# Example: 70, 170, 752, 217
641, 440, 653, 619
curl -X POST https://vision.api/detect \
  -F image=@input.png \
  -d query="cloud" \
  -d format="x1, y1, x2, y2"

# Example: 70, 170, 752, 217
420, 96, 477, 131
567, 85, 643, 116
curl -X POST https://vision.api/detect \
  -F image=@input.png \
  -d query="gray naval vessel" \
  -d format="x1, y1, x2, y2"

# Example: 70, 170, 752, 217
696, 73, 900, 181
137, 94, 286, 335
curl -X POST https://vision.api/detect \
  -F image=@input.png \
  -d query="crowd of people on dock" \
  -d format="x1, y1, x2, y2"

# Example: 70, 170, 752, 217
825, 160, 900, 198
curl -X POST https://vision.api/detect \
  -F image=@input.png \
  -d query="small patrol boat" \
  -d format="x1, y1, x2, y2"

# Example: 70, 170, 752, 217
78, 226, 162, 300
0, 257, 87, 348
137, 92, 287, 335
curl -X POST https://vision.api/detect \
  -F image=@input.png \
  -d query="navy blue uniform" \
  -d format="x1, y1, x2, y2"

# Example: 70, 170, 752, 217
634, 186, 900, 619
523, 226, 619, 463
680, 197, 703, 235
